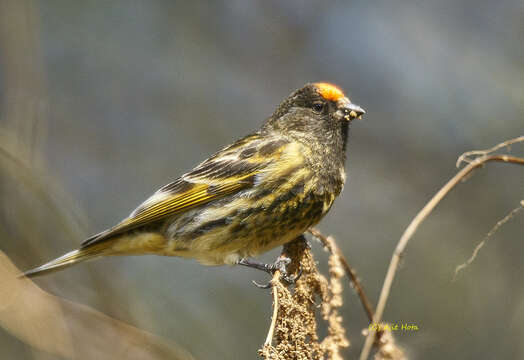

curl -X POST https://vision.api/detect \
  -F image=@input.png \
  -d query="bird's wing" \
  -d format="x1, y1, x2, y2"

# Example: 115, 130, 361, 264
81, 134, 300, 247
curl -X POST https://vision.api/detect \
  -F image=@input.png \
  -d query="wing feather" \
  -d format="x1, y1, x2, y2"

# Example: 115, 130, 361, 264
81, 133, 293, 247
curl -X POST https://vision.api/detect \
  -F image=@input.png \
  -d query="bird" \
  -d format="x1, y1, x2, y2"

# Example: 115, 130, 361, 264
21, 82, 365, 279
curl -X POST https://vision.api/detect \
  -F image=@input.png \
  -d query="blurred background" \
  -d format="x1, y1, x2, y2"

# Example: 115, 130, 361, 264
0, 0, 523, 359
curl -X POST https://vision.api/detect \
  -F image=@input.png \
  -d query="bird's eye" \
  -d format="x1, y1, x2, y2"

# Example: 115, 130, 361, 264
312, 102, 324, 113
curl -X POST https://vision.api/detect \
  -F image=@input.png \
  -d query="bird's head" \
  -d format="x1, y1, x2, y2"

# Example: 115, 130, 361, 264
311, 82, 365, 121
265, 82, 365, 138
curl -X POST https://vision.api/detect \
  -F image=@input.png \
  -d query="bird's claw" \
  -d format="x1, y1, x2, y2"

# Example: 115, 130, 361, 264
284, 268, 303, 284
239, 256, 302, 289
252, 280, 272, 289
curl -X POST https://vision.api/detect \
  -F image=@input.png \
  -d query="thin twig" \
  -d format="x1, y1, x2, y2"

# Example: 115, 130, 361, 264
359, 150, 524, 360
264, 271, 281, 346
309, 228, 375, 322
456, 136, 524, 167
453, 202, 524, 281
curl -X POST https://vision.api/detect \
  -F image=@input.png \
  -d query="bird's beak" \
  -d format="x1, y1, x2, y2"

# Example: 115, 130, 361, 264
337, 97, 366, 121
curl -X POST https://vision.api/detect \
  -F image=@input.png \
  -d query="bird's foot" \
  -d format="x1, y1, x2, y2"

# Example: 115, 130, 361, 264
237, 257, 302, 288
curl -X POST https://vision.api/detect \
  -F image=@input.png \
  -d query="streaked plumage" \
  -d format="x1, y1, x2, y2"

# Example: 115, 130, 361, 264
22, 83, 364, 278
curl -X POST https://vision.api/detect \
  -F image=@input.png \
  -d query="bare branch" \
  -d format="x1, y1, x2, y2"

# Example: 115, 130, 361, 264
453, 201, 524, 280
359, 138, 524, 360
456, 135, 524, 167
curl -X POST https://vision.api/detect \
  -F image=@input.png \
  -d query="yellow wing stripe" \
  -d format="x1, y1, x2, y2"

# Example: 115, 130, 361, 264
133, 192, 210, 221
117, 173, 256, 229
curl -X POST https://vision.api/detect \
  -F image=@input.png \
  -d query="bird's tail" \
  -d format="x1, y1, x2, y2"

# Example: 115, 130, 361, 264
19, 244, 107, 279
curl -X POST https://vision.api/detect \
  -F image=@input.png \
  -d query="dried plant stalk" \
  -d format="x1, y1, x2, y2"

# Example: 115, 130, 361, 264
309, 228, 374, 322
0, 251, 193, 360
259, 236, 349, 360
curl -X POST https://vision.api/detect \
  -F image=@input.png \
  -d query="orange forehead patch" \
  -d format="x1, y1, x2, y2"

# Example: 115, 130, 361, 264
314, 82, 345, 101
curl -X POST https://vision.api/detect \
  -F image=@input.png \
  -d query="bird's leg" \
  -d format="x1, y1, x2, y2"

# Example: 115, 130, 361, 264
237, 257, 288, 274
298, 234, 311, 249
236, 257, 301, 288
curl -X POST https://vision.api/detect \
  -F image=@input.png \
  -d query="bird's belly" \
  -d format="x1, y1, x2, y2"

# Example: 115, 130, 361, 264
164, 191, 331, 265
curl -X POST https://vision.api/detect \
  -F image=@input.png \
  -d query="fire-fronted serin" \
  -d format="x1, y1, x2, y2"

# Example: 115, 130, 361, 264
21, 83, 365, 278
